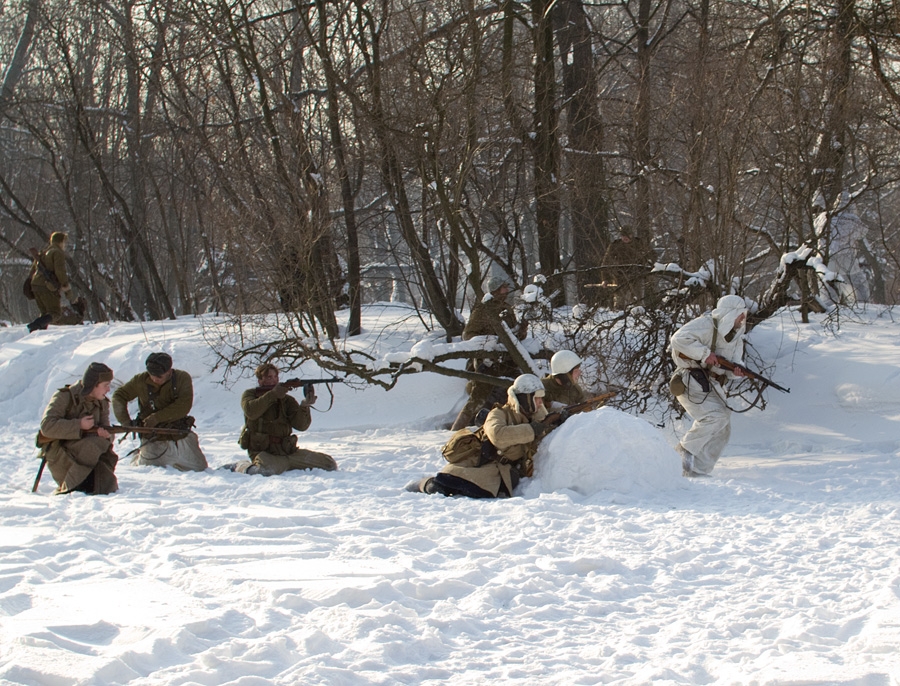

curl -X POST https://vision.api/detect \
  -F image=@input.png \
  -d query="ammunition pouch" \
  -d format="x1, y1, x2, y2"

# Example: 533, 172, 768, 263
688, 368, 712, 394
669, 371, 686, 396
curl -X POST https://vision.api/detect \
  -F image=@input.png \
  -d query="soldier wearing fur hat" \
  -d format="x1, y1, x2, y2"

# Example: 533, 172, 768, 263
38, 362, 118, 495
449, 273, 528, 431
223, 363, 337, 476
541, 350, 588, 410
112, 352, 208, 472
410, 374, 551, 498
27, 232, 84, 332
669, 295, 749, 477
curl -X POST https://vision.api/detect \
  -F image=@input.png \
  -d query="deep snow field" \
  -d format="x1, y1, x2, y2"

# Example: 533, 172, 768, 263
1, 304, 899, 685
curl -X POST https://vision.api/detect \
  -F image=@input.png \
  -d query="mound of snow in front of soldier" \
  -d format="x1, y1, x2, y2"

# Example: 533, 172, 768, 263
1, 305, 900, 685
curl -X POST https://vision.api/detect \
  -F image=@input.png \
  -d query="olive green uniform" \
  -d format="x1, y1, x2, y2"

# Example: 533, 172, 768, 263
112, 370, 207, 471
541, 375, 587, 410
31, 244, 80, 325
239, 387, 337, 474
39, 382, 118, 494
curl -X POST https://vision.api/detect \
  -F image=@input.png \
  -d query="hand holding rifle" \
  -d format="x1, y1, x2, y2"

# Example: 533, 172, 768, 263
709, 355, 790, 393
253, 376, 341, 399
543, 391, 618, 429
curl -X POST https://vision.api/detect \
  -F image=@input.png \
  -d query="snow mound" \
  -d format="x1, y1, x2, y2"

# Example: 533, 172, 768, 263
524, 407, 685, 496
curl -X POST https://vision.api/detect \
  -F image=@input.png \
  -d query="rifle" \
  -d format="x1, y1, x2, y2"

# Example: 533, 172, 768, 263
253, 376, 342, 398
28, 247, 61, 291
544, 391, 618, 427
713, 356, 790, 394
32, 458, 46, 493
35, 425, 191, 447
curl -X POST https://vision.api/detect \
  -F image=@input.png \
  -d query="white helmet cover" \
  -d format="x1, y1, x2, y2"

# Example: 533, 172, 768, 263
550, 350, 582, 376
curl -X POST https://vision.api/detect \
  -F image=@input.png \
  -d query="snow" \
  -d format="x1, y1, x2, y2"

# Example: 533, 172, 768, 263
2, 306, 900, 684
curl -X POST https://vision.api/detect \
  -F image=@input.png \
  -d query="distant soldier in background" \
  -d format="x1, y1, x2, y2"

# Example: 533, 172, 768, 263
541, 350, 588, 410
38, 362, 118, 495
223, 363, 337, 476
27, 232, 84, 332
600, 229, 651, 309
450, 274, 527, 431
112, 352, 208, 472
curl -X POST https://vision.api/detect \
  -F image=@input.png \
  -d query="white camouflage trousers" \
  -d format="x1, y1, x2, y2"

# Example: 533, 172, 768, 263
676, 373, 731, 475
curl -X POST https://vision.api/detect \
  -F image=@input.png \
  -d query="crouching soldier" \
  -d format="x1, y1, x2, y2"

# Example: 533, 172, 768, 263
408, 374, 552, 498
542, 350, 588, 410
112, 352, 208, 472
222, 363, 337, 476
38, 362, 118, 495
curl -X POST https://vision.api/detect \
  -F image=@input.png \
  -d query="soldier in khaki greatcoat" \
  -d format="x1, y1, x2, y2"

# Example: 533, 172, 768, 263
112, 352, 208, 472
39, 362, 118, 495
222, 363, 337, 476
409, 374, 551, 498
450, 274, 527, 431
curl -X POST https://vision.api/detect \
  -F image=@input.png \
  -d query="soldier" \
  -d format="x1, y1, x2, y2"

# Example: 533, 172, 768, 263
409, 374, 553, 498
669, 294, 748, 477
449, 274, 527, 431
38, 362, 118, 495
27, 232, 83, 332
112, 352, 208, 472
600, 229, 651, 309
541, 350, 588, 410
223, 363, 337, 476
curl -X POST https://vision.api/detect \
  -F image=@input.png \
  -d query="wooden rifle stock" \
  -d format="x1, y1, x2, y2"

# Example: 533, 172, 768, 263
545, 391, 618, 427
253, 376, 341, 397
714, 357, 790, 393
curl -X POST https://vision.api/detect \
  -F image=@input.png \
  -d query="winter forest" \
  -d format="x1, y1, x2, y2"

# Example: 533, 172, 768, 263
0, 0, 898, 396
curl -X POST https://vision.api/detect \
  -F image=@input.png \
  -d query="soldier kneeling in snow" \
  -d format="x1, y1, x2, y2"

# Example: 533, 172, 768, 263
222, 363, 337, 476
408, 374, 553, 498
112, 352, 208, 472
38, 362, 118, 495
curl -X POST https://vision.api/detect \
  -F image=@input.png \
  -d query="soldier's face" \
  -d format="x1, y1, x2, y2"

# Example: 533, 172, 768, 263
260, 369, 279, 386
571, 366, 582, 383
90, 380, 112, 400
149, 369, 173, 385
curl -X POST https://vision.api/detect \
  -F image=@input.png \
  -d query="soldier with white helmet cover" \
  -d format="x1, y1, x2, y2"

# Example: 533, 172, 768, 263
542, 350, 588, 410
669, 295, 749, 476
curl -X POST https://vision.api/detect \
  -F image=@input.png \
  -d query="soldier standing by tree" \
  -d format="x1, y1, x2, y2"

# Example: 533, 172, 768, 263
27, 232, 83, 332
449, 275, 528, 431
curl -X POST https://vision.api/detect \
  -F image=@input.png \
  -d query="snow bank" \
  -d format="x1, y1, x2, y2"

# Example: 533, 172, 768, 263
524, 407, 685, 497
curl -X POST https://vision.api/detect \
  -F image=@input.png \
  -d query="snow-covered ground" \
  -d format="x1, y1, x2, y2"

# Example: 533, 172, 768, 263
1, 305, 899, 685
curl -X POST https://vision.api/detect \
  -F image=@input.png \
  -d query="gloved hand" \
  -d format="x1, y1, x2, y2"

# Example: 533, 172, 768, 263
271, 384, 289, 399
303, 384, 317, 405
143, 414, 160, 428
529, 421, 550, 439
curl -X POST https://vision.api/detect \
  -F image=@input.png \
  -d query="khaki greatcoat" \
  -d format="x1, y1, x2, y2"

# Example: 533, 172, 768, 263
39, 382, 118, 494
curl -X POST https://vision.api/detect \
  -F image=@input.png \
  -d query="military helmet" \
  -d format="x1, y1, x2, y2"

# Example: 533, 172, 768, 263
550, 350, 582, 376
509, 373, 545, 415
484, 273, 512, 294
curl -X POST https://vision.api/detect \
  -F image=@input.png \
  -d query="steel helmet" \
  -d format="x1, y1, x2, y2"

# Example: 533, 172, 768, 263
550, 350, 582, 376
510, 374, 545, 396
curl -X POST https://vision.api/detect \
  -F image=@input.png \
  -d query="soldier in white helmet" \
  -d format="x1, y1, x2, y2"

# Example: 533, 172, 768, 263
409, 374, 552, 498
541, 350, 588, 410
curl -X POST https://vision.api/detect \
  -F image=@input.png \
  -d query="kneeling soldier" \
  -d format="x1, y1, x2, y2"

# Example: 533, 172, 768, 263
39, 362, 118, 495
112, 352, 208, 472
224, 363, 337, 476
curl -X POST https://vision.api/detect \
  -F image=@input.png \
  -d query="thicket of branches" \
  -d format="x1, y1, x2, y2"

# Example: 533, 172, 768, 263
1, 0, 898, 400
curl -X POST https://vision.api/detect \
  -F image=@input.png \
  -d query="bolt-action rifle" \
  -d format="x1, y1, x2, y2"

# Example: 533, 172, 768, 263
544, 391, 619, 428
253, 376, 342, 398
31, 425, 188, 491
712, 356, 790, 394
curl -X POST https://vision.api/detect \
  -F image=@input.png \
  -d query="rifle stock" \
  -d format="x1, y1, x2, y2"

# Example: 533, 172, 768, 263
545, 391, 618, 427
253, 376, 342, 397
714, 357, 790, 393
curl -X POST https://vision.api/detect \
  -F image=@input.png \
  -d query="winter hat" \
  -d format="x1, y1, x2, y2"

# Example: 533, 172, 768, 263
81, 362, 113, 395
484, 273, 512, 294
50, 231, 68, 245
712, 295, 748, 333
145, 352, 173, 376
